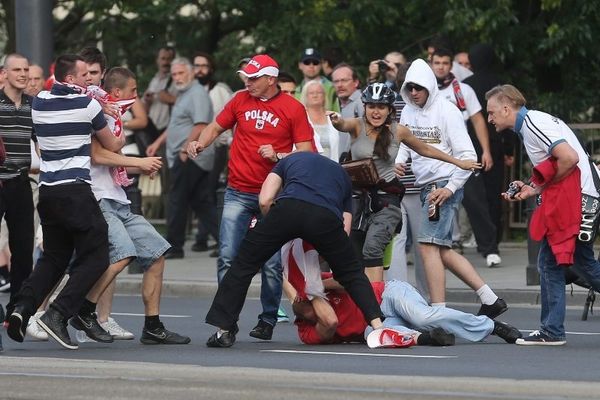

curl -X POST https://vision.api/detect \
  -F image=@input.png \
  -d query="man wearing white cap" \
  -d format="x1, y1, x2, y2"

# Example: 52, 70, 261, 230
187, 54, 315, 341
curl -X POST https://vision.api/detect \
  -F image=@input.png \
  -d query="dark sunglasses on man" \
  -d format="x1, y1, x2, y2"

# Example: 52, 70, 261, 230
406, 83, 426, 92
302, 59, 320, 66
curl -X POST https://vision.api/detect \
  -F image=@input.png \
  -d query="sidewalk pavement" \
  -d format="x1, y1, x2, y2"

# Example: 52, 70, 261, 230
115, 241, 594, 307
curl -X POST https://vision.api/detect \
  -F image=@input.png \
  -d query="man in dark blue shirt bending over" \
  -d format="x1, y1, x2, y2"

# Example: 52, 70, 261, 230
205, 152, 384, 347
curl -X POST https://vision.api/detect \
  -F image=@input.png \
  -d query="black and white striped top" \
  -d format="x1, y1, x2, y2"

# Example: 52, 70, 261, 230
0, 90, 35, 180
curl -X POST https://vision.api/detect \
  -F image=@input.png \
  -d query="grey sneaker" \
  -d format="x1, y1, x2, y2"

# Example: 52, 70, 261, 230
38, 307, 78, 350
140, 323, 190, 345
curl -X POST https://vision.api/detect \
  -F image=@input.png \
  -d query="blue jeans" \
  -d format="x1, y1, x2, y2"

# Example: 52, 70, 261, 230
418, 181, 463, 248
537, 238, 600, 339
217, 187, 282, 326
378, 280, 493, 342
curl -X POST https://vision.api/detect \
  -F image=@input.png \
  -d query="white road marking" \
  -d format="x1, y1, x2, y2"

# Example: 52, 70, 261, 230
111, 312, 190, 318
262, 349, 457, 359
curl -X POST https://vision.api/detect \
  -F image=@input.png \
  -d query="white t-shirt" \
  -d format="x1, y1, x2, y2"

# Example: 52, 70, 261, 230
518, 109, 599, 197
438, 81, 481, 122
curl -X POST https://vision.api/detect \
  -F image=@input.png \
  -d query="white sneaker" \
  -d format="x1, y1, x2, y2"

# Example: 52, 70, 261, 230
463, 234, 477, 248
75, 330, 96, 343
100, 317, 135, 340
26, 312, 49, 341
486, 253, 502, 267
366, 328, 416, 349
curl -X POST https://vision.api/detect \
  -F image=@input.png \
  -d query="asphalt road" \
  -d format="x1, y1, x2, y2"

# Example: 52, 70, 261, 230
2, 293, 600, 399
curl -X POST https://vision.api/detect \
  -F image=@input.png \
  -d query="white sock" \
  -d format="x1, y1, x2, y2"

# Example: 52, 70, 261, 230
431, 302, 446, 308
476, 284, 498, 305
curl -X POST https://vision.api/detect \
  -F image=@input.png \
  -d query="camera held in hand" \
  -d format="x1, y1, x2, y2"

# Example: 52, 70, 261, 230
378, 60, 390, 73
505, 181, 521, 199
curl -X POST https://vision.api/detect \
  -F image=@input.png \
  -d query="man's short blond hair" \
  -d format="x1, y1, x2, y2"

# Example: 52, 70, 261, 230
485, 84, 527, 109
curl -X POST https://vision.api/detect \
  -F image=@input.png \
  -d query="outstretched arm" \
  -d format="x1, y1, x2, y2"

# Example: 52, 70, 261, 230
399, 126, 480, 171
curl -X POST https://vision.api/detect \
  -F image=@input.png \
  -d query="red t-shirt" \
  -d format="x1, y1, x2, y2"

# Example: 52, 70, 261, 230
296, 281, 385, 344
216, 90, 315, 193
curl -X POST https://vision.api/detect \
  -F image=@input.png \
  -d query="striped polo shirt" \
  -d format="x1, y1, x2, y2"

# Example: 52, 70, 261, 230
0, 90, 35, 180
32, 84, 107, 186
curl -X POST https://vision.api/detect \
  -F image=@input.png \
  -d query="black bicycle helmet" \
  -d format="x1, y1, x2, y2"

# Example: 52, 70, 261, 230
361, 82, 395, 106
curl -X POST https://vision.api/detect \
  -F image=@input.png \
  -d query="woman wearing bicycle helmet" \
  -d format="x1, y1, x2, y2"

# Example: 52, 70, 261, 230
328, 82, 479, 281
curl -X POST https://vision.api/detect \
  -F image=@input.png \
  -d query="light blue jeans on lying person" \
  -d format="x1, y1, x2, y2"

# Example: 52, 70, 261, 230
364, 280, 494, 341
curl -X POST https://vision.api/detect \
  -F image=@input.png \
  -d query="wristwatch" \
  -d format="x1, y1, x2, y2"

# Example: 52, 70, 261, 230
276, 152, 284, 162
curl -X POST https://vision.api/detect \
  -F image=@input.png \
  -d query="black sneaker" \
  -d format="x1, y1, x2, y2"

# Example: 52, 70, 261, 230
140, 323, 191, 344
6, 304, 31, 343
249, 319, 274, 340
477, 298, 508, 319
206, 330, 236, 348
417, 327, 455, 346
492, 321, 522, 344
38, 307, 78, 350
69, 312, 114, 343
515, 330, 566, 346
164, 249, 184, 259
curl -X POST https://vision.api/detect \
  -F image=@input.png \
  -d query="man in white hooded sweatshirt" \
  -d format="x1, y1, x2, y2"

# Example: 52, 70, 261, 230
395, 59, 506, 318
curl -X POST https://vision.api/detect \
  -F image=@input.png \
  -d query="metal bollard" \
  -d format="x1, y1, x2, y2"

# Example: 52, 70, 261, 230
525, 195, 541, 285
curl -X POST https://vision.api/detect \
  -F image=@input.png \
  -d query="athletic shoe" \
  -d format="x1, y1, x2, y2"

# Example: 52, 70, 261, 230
486, 253, 502, 267
417, 327, 456, 346
101, 317, 135, 340
277, 306, 290, 323
26, 312, 49, 341
6, 304, 31, 343
249, 319, 273, 340
206, 330, 235, 348
69, 312, 113, 343
515, 330, 566, 346
140, 323, 191, 344
0, 276, 10, 293
75, 330, 97, 343
492, 321, 522, 344
462, 234, 477, 249
477, 298, 508, 319
38, 307, 78, 350
366, 328, 417, 349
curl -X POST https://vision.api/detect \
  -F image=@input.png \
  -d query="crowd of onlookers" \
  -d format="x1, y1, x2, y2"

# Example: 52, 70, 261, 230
0, 34, 526, 351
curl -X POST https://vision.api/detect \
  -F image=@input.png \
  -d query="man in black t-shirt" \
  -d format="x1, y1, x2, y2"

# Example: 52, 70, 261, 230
204, 152, 385, 347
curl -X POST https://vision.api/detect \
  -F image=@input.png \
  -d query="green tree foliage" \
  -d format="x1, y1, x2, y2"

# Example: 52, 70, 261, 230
2, 0, 598, 121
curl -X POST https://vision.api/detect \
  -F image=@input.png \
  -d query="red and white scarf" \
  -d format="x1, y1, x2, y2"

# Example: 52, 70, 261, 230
86, 85, 136, 187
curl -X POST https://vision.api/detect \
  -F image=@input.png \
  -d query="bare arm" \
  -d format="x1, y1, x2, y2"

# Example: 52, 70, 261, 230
343, 212, 352, 236
470, 112, 493, 171
398, 126, 480, 171
187, 121, 226, 158
94, 125, 126, 153
550, 141, 579, 182
258, 172, 283, 215
326, 112, 360, 138
91, 138, 162, 174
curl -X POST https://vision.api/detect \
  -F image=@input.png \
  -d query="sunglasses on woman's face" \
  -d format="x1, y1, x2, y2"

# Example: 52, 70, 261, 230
406, 83, 426, 92
302, 60, 320, 66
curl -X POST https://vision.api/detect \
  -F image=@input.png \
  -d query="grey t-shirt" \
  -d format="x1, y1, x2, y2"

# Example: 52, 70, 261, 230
350, 119, 400, 182
166, 81, 214, 170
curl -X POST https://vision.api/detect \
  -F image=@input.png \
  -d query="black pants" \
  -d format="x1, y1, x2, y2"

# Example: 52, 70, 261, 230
205, 199, 384, 330
0, 176, 34, 306
15, 183, 109, 318
462, 174, 499, 256
167, 158, 219, 252
483, 140, 506, 243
